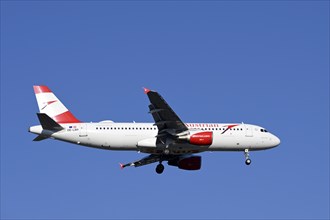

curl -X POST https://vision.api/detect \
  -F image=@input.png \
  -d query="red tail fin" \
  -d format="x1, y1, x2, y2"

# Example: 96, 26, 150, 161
33, 85, 80, 123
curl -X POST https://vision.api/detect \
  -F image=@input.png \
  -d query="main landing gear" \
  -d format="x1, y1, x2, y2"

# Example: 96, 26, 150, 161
156, 152, 168, 174
244, 149, 251, 165
156, 163, 164, 174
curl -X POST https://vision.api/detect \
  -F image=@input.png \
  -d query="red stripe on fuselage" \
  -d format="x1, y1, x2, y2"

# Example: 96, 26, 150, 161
52, 111, 81, 123
227, 124, 238, 129
34, 85, 52, 94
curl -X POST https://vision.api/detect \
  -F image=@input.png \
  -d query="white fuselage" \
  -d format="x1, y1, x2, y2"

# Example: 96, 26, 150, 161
29, 122, 280, 154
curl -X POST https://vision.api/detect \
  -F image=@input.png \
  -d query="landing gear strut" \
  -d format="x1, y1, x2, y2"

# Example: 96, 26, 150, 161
156, 163, 164, 174
244, 149, 251, 165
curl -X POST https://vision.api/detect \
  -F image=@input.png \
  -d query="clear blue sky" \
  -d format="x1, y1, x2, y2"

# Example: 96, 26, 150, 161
1, 1, 329, 219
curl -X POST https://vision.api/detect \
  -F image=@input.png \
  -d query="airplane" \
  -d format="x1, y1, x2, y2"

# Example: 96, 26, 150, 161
29, 85, 280, 174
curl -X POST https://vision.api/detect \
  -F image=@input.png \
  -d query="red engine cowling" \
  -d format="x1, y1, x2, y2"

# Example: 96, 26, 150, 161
189, 131, 213, 145
177, 156, 202, 170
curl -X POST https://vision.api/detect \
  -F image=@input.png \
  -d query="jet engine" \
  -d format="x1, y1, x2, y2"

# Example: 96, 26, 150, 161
168, 156, 202, 170
177, 131, 213, 145
189, 131, 213, 145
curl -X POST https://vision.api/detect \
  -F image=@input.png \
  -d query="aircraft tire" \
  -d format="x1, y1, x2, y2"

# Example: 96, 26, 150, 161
156, 164, 164, 174
245, 159, 251, 165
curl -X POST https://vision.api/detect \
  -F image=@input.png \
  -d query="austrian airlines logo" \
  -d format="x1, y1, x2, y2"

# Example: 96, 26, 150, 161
221, 124, 238, 134
41, 100, 57, 110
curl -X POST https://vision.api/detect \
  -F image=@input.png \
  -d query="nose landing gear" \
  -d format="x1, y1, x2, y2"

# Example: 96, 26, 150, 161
156, 163, 164, 174
244, 149, 251, 165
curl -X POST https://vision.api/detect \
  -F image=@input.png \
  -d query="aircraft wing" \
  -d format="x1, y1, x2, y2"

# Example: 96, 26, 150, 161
120, 154, 161, 169
120, 154, 181, 169
144, 88, 188, 138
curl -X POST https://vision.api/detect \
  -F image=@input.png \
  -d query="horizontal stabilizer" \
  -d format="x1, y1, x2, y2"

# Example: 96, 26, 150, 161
37, 113, 64, 131
33, 135, 49, 141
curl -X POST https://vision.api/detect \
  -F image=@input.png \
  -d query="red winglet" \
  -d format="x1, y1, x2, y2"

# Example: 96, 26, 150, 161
143, 87, 151, 94
119, 163, 124, 170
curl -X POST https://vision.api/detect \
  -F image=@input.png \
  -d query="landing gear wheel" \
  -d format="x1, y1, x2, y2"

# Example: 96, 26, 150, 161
244, 149, 251, 166
156, 163, 164, 174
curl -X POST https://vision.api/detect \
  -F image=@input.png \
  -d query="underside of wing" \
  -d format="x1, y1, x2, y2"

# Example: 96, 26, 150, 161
141, 88, 214, 152
144, 88, 188, 142
120, 154, 161, 168
120, 154, 202, 172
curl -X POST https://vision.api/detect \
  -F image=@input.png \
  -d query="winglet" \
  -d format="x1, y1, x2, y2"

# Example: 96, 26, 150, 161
143, 87, 151, 94
119, 163, 125, 170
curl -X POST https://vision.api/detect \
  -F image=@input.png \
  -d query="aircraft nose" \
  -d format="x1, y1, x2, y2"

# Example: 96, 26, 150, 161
272, 135, 281, 147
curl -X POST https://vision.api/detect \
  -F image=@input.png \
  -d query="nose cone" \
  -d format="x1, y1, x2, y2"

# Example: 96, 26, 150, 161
272, 135, 281, 147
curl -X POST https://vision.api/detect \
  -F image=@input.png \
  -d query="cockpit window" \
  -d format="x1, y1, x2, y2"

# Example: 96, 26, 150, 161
260, 129, 269, 132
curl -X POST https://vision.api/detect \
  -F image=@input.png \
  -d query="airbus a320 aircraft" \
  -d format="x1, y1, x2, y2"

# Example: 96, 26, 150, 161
29, 86, 280, 174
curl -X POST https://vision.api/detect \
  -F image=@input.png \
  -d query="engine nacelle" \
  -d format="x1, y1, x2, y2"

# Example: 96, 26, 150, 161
189, 131, 213, 145
168, 156, 202, 170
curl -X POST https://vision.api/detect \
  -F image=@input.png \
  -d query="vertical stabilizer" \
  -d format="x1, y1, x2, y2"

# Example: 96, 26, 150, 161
33, 85, 80, 123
